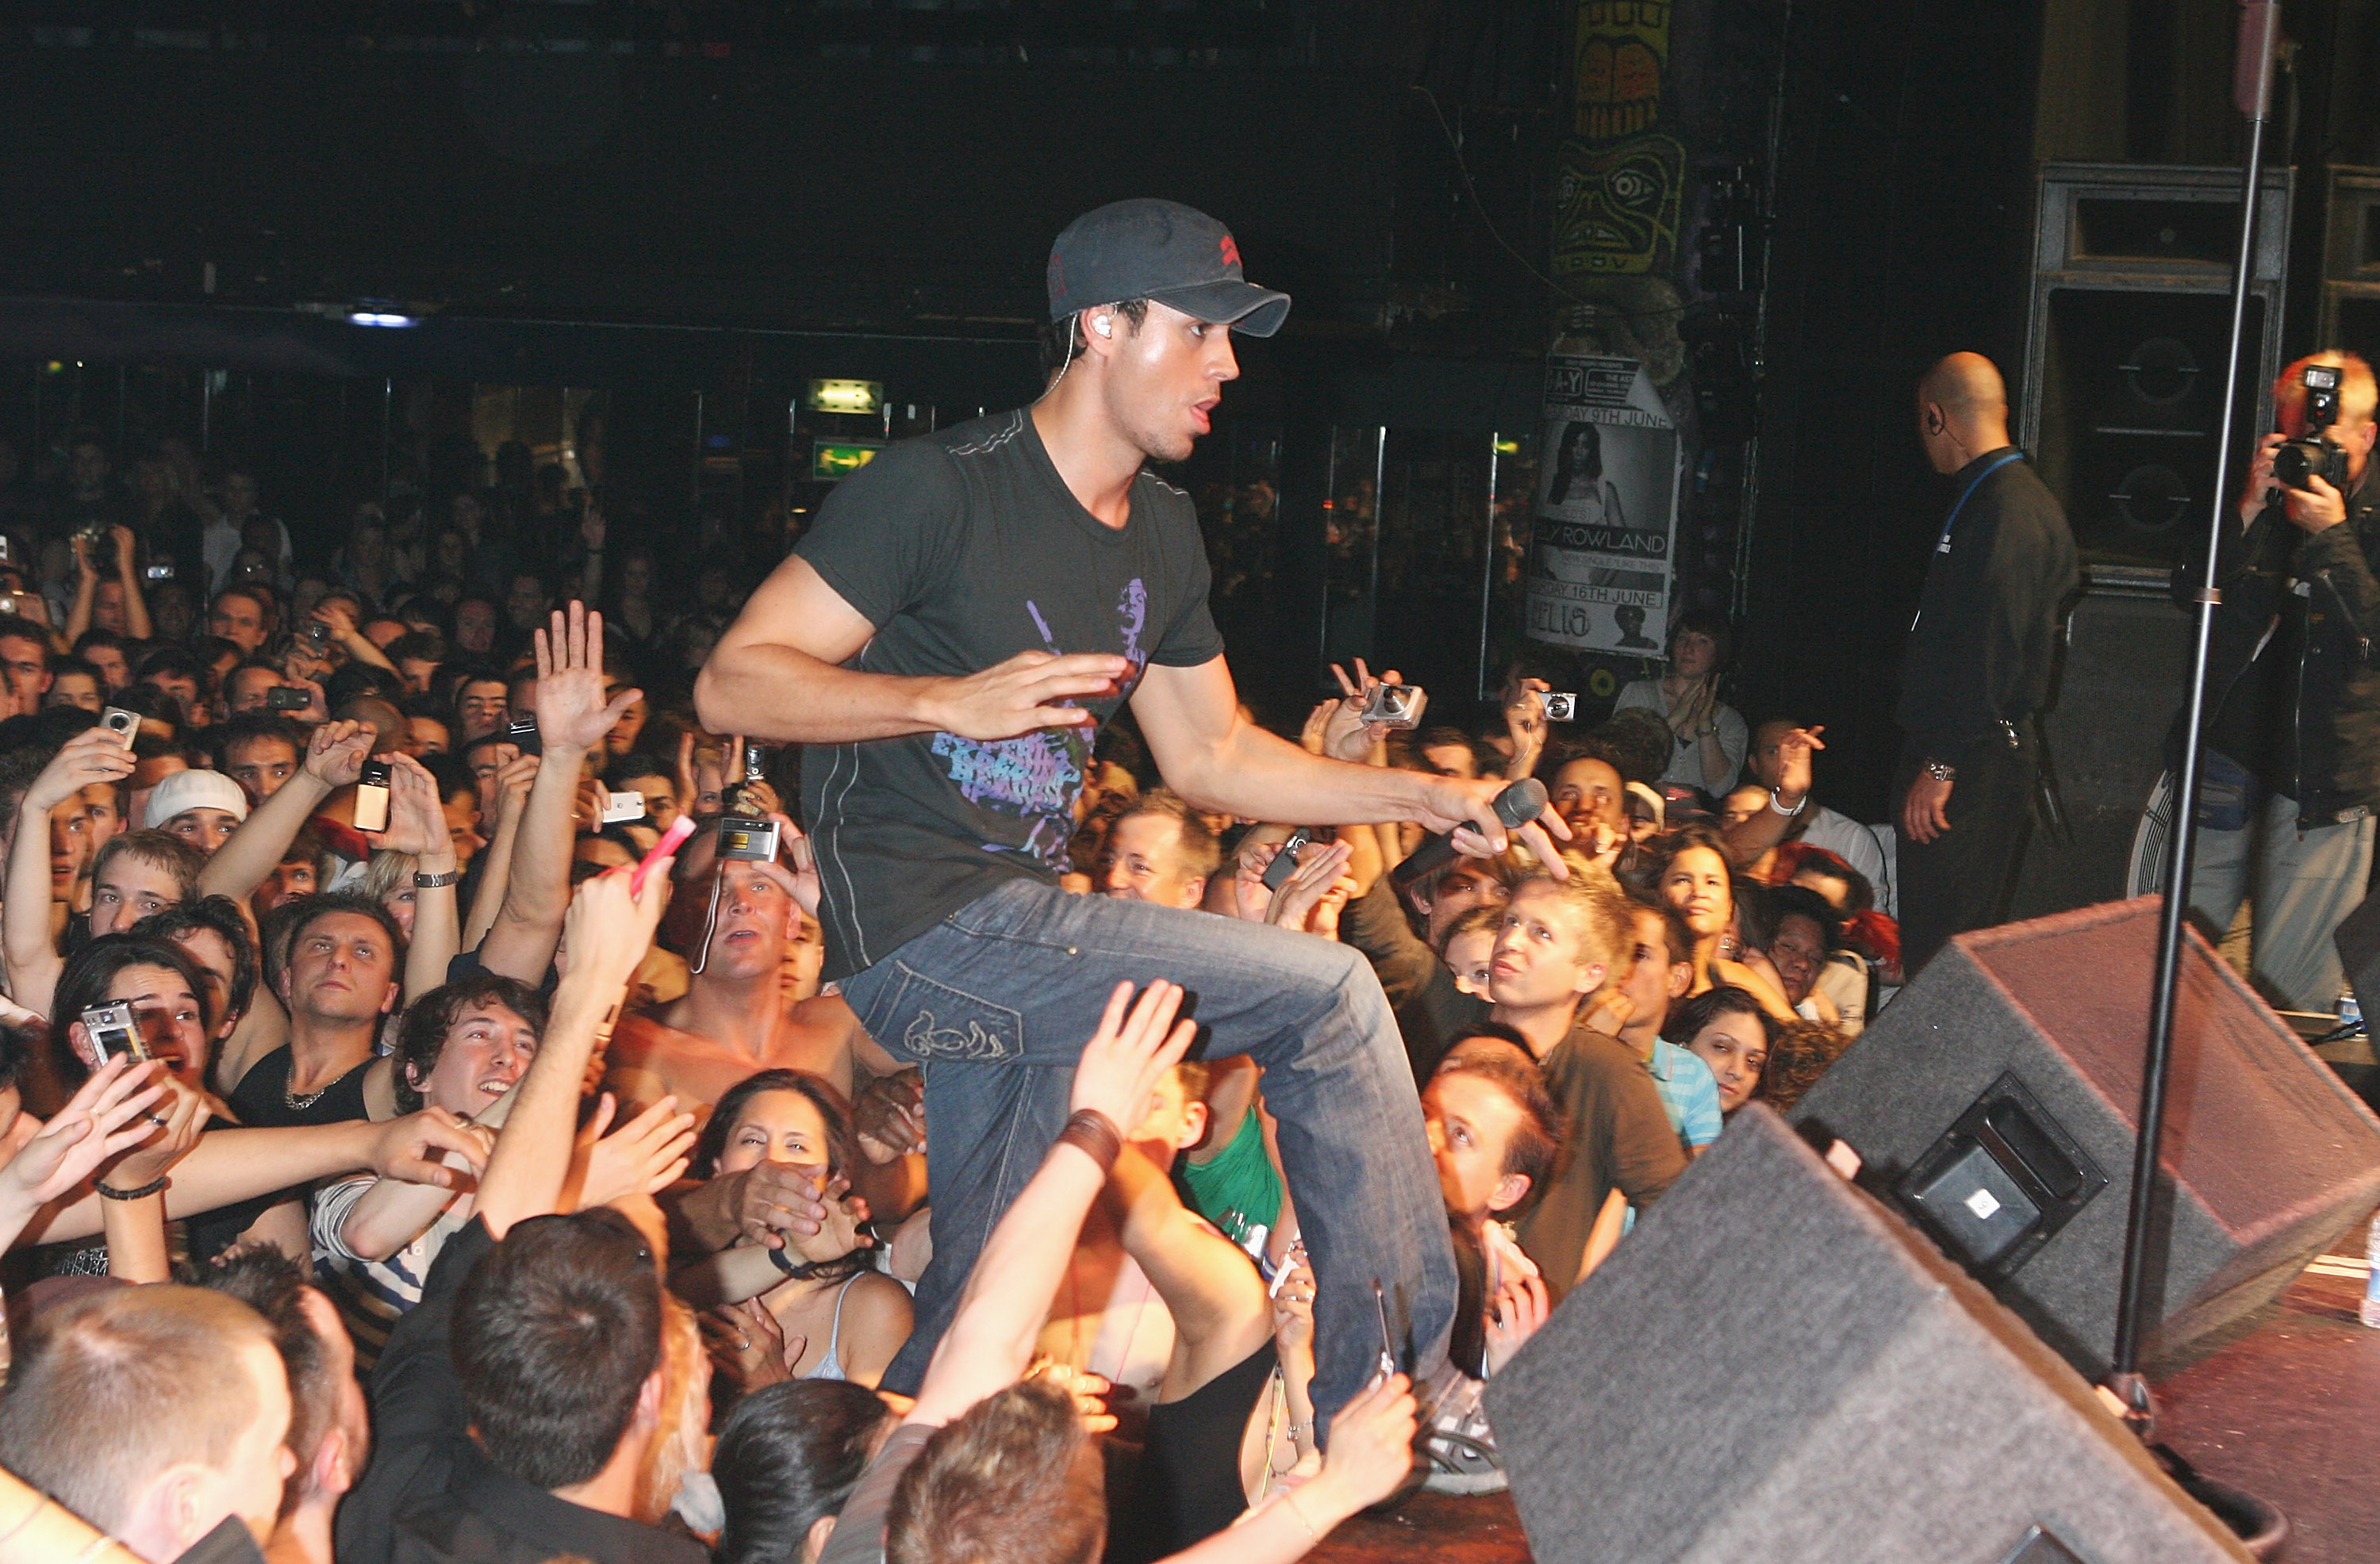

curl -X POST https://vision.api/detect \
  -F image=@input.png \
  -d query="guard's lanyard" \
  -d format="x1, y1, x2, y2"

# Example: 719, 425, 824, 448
1913, 450, 2025, 632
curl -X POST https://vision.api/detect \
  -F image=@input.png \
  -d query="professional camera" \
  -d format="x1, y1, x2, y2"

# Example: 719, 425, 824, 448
2274, 363, 2352, 493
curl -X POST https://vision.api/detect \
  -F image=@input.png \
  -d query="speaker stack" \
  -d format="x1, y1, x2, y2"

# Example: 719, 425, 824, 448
1490, 899, 2380, 1561
2021, 162, 2290, 571
2317, 165, 2380, 363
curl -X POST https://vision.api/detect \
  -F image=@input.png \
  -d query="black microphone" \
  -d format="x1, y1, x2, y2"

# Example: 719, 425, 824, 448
1390, 777, 1549, 893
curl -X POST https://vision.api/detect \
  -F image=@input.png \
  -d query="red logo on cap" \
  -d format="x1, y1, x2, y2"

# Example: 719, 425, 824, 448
1219, 236, 1241, 269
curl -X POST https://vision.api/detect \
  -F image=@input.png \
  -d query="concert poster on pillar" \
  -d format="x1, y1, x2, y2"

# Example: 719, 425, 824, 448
1524, 354, 1680, 654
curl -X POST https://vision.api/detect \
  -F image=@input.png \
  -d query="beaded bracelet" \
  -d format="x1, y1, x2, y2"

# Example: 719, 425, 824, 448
95, 1175, 167, 1202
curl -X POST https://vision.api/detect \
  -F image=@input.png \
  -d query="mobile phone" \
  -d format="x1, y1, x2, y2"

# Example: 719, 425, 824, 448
302, 619, 332, 646
504, 714, 542, 757
1261, 826, 1318, 891
265, 685, 310, 711
602, 790, 647, 824
354, 759, 392, 833
716, 815, 782, 862
144, 561, 175, 581
0, 593, 16, 616
82, 999, 146, 1064
1542, 692, 1578, 723
1360, 683, 1422, 730
101, 707, 140, 747
724, 742, 770, 814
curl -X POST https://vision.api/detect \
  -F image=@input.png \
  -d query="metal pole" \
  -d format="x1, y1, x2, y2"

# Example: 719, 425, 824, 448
1480, 431, 1501, 699
2107, 0, 2279, 1409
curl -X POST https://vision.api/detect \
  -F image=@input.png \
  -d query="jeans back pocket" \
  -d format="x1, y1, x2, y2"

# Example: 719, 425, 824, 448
877, 962, 1024, 1063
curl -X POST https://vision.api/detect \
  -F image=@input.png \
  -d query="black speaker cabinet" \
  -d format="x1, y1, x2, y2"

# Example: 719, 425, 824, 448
2317, 164, 2380, 364
1488, 1104, 2252, 1564
2022, 164, 2290, 569
1792, 898, 2380, 1378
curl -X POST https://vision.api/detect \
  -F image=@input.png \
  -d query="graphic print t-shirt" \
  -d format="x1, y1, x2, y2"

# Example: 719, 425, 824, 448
797, 408, 1225, 979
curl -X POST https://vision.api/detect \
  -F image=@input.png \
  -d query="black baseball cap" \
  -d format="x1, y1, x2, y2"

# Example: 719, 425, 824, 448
1046, 199, 1291, 339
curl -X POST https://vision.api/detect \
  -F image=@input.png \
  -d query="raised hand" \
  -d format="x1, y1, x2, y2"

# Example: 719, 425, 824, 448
533, 601, 640, 753
1268, 838, 1355, 932
1503, 676, 1551, 763
731, 1159, 832, 1252
0, 1057, 173, 1210
1483, 1270, 1551, 1375
1415, 773, 1575, 880
920, 648, 1132, 742
567, 1093, 697, 1212
304, 719, 374, 788
556, 847, 676, 1002
375, 753, 452, 858
1771, 724, 1826, 807
1326, 659, 1419, 763
25, 726, 138, 813
1067, 980, 1197, 1133
371, 1107, 495, 1190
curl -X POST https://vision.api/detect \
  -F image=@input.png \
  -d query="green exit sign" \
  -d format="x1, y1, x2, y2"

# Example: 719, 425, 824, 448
812, 442, 882, 481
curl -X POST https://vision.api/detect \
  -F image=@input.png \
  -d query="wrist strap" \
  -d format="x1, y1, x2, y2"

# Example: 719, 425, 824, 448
96, 1175, 167, 1202
1769, 787, 1808, 818
1057, 1109, 1123, 1175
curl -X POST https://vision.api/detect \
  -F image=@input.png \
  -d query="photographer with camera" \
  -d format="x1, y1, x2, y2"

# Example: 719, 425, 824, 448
2175, 351, 2380, 1012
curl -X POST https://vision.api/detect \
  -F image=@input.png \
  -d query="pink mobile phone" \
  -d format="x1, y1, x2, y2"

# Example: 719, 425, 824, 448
631, 814, 696, 897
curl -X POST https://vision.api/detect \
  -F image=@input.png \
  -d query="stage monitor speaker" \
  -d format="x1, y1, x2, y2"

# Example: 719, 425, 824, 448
1791, 898, 2380, 1378
1487, 1104, 2252, 1564
2317, 165, 2380, 362
2022, 163, 2290, 569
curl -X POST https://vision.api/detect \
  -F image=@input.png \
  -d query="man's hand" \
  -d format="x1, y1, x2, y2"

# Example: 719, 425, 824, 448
1415, 774, 1574, 880
372, 1107, 496, 1189
70, 531, 98, 583
1268, 838, 1354, 932
1483, 1271, 1552, 1376
729, 1160, 834, 1251
1068, 980, 1197, 1133
534, 602, 640, 753
109, 524, 138, 580
581, 502, 606, 554
1770, 724, 1826, 811
1503, 677, 1550, 768
26, 726, 137, 813
918, 649, 1131, 742
566, 1093, 697, 1213
376, 753, 453, 860
853, 1068, 926, 1163
556, 851, 675, 1004
1325, 659, 1418, 763
703, 1299, 798, 1399
2284, 471, 2350, 535
0, 1057, 174, 1211
1901, 773, 1953, 844
304, 719, 374, 788
2240, 434, 2284, 528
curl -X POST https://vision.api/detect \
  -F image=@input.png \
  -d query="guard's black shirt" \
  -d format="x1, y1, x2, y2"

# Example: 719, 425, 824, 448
1894, 448, 2079, 765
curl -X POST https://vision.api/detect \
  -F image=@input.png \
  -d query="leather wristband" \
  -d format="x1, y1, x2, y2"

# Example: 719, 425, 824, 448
1056, 1109, 1123, 1174
96, 1175, 167, 1201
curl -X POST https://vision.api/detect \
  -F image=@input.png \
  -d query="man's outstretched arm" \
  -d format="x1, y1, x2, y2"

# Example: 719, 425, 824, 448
1132, 655, 1568, 868
696, 555, 1132, 746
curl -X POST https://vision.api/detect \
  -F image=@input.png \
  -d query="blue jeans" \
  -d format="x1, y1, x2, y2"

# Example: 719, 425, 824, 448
843, 878, 1457, 1424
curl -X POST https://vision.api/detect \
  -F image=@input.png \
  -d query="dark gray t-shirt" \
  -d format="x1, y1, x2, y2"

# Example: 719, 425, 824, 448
797, 408, 1225, 980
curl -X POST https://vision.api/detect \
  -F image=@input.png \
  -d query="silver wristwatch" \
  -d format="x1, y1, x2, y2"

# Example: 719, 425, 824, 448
1923, 759, 1956, 783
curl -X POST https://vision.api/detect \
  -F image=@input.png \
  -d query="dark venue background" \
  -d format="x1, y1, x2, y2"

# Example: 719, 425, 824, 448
7, 0, 2380, 844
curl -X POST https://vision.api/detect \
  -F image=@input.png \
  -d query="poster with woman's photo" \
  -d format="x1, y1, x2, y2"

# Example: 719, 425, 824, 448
1524, 354, 1680, 654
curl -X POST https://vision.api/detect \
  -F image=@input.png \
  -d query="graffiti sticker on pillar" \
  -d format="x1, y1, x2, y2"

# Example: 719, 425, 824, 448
1552, 133, 1685, 277
1574, 0, 1670, 140
1525, 355, 1679, 654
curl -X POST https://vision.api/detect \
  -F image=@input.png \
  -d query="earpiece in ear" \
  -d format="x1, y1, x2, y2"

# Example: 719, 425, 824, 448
1094, 316, 1113, 338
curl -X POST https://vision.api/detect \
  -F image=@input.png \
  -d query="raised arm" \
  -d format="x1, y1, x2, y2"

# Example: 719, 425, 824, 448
905, 980, 1196, 1428
1133, 656, 1570, 873
474, 857, 674, 1238
1110, 1142, 1274, 1397
1720, 724, 1825, 868
5, 730, 136, 1017
477, 604, 636, 983
696, 554, 1132, 745
111, 526, 152, 642
198, 719, 371, 900
374, 754, 461, 1003
461, 750, 535, 950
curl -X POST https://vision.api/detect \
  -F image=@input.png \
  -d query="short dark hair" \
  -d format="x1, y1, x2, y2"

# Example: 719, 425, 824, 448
889, 1376, 1104, 1564
46, 655, 102, 690
282, 892, 407, 979
91, 830, 205, 905
1431, 1038, 1562, 1209
210, 711, 305, 767
51, 933, 210, 1064
130, 895, 261, 1031
136, 646, 204, 686
190, 1244, 335, 1512
1768, 883, 1844, 951
1584, 708, 1672, 791
1667, 606, 1733, 669
713, 1380, 892, 1564
453, 1208, 662, 1490
1790, 848, 1874, 914
393, 972, 548, 1114
0, 614, 47, 652
386, 630, 447, 666
1662, 983, 1778, 1065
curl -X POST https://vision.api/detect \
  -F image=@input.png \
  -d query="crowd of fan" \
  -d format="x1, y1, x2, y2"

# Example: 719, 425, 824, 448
0, 441, 1898, 1564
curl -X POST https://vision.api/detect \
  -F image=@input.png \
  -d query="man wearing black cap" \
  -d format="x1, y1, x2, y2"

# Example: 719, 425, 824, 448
698, 198, 1566, 1427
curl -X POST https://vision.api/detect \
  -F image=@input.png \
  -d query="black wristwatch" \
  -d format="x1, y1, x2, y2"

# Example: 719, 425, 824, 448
413, 869, 461, 888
